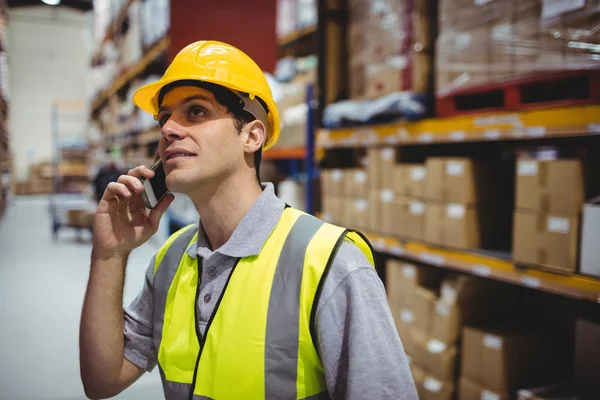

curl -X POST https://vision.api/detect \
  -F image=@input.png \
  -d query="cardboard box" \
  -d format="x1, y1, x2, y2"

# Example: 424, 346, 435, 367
394, 164, 427, 198
411, 363, 454, 400
320, 169, 345, 196
512, 211, 579, 273
367, 147, 397, 189
459, 377, 509, 400
404, 287, 437, 334
344, 198, 370, 231
411, 330, 458, 381
574, 319, 600, 391
67, 209, 94, 227
386, 260, 444, 315
425, 158, 504, 205
344, 169, 368, 197
368, 190, 380, 232
515, 159, 584, 216
378, 189, 397, 234
579, 197, 600, 278
518, 381, 600, 400
425, 202, 481, 249
365, 59, 406, 99
398, 198, 427, 241
461, 326, 557, 393
322, 195, 345, 225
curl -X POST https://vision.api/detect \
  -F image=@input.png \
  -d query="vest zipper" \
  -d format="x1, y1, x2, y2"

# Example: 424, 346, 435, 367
188, 257, 241, 400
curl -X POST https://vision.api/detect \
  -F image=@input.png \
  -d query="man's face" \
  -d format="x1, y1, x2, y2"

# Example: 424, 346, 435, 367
156, 86, 247, 194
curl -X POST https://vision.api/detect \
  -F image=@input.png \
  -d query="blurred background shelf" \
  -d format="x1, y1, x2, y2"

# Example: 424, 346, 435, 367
363, 232, 600, 303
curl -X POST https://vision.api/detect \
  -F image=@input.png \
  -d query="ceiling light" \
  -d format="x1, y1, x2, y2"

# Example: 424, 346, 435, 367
42, 0, 61, 5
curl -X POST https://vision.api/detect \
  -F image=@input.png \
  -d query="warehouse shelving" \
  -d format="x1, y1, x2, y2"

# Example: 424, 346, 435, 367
317, 104, 600, 150
91, 0, 136, 64
362, 232, 600, 303
91, 36, 170, 113
277, 25, 317, 47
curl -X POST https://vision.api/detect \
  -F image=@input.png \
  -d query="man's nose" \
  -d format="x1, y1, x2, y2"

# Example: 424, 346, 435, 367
161, 119, 185, 142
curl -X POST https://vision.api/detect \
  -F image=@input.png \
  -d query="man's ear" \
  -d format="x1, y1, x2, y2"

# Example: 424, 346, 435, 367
243, 120, 266, 154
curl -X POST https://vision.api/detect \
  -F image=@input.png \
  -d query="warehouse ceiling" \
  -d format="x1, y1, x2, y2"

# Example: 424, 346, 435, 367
7, 0, 93, 12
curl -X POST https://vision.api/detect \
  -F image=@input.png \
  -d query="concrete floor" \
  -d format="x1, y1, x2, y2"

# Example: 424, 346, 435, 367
0, 196, 165, 399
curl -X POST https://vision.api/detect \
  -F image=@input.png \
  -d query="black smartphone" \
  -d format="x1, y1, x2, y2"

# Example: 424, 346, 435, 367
141, 159, 169, 209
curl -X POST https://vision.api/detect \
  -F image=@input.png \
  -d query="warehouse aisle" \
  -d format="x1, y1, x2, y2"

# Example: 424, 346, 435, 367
0, 196, 164, 400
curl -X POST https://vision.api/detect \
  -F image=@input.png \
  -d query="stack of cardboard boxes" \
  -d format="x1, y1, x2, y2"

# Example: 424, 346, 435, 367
387, 259, 511, 400
512, 159, 584, 273
347, 0, 433, 100
13, 161, 55, 195
423, 158, 511, 251
459, 325, 564, 400
436, 0, 600, 94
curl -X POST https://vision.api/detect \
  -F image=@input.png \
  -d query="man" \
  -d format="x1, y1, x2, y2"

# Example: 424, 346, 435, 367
79, 41, 417, 400
92, 159, 121, 203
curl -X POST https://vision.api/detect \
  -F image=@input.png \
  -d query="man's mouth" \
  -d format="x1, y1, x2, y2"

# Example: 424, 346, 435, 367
165, 150, 196, 161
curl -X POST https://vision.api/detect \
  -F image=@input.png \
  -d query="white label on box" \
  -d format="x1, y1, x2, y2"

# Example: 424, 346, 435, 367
373, 239, 386, 251
380, 189, 395, 203
517, 160, 538, 176
354, 171, 367, 184
410, 167, 426, 182
450, 130, 465, 141
420, 253, 445, 266
492, 23, 512, 41
521, 276, 541, 288
402, 264, 416, 278
355, 200, 368, 211
446, 161, 465, 176
322, 212, 333, 223
475, 0, 493, 5
400, 309, 414, 323
427, 339, 448, 354
447, 203, 466, 219
588, 123, 600, 133
406, 354, 413, 365
481, 390, 501, 400
518, 390, 533, 400
475, 114, 521, 127
483, 334, 503, 350
547, 217, 570, 234
381, 148, 395, 161
542, 0, 585, 20
424, 378, 443, 393
527, 126, 546, 137
473, 264, 492, 277
441, 285, 457, 305
385, 135, 400, 145
455, 33, 472, 49
419, 133, 434, 143
410, 201, 426, 215
331, 169, 343, 181
484, 129, 501, 140
389, 246, 404, 256
436, 302, 451, 317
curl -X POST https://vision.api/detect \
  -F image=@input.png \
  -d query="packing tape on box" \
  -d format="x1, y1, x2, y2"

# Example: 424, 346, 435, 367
446, 161, 465, 176
410, 167, 426, 182
547, 216, 570, 234
518, 160, 538, 176
483, 334, 503, 350
447, 203, 466, 219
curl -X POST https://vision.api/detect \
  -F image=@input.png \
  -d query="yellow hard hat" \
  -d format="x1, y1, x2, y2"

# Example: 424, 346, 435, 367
133, 41, 280, 150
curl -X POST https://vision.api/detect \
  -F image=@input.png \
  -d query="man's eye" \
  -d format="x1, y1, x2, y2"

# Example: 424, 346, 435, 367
158, 114, 170, 127
189, 107, 205, 117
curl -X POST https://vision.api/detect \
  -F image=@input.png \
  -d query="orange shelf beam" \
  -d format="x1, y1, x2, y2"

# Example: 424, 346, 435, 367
263, 147, 306, 160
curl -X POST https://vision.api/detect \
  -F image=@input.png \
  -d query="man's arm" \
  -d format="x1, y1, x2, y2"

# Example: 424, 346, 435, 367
315, 241, 418, 400
79, 253, 145, 399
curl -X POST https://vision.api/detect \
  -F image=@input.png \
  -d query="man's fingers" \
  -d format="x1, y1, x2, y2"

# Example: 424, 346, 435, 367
104, 182, 132, 199
117, 175, 145, 194
127, 165, 155, 179
148, 193, 174, 231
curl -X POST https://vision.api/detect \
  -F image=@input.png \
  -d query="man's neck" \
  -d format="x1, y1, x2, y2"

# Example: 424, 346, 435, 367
189, 174, 263, 251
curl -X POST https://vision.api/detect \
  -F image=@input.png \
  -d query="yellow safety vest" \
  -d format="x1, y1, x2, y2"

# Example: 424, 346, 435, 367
151, 207, 375, 399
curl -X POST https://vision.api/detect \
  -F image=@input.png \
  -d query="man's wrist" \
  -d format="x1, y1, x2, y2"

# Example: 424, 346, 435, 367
91, 248, 130, 264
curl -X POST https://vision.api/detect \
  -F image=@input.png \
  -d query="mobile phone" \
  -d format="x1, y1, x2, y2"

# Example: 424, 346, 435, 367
141, 159, 169, 209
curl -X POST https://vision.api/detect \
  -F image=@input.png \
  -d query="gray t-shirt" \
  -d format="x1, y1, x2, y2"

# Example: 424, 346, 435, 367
123, 183, 417, 399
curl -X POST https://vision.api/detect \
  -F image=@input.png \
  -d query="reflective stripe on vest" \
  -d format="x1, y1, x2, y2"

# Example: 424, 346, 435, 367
151, 208, 374, 399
